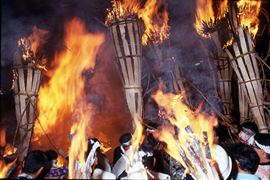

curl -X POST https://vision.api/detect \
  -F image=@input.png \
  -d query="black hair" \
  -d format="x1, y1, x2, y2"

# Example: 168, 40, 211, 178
228, 142, 259, 174
145, 123, 158, 131
147, 133, 158, 148
139, 143, 154, 169
241, 122, 259, 134
23, 150, 48, 174
44, 150, 58, 161
119, 133, 132, 148
86, 138, 100, 159
254, 133, 270, 160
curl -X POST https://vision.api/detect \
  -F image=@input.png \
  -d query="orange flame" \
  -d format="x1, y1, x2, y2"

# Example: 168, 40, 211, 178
35, 18, 104, 136
0, 159, 16, 178
194, 0, 215, 38
194, 0, 229, 39
3, 144, 17, 157
17, 26, 48, 70
0, 127, 6, 148
237, 0, 261, 39
152, 88, 218, 169
216, 0, 228, 18
106, 0, 170, 45
131, 115, 145, 156
32, 18, 104, 178
10, 70, 17, 91
69, 104, 93, 179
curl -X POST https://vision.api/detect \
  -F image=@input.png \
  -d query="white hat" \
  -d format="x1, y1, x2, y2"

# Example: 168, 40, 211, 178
215, 145, 232, 180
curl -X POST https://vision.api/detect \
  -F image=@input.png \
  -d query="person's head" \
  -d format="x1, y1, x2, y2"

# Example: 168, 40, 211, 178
229, 142, 259, 174
44, 150, 58, 169
119, 133, 132, 151
22, 150, 48, 178
145, 123, 157, 135
253, 133, 270, 162
138, 143, 155, 169
241, 122, 258, 136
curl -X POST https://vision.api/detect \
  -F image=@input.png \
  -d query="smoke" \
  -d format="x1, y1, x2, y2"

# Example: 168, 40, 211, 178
142, 0, 223, 120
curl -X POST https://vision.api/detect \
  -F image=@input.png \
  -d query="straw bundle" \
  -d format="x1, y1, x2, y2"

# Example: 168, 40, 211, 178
108, 17, 143, 129
12, 47, 43, 161
225, 26, 268, 133
238, 83, 249, 124
211, 32, 233, 121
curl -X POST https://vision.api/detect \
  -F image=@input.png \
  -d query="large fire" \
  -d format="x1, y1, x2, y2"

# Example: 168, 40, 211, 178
237, 0, 261, 39
106, 0, 170, 45
151, 89, 218, 171
34, 17, 104, 146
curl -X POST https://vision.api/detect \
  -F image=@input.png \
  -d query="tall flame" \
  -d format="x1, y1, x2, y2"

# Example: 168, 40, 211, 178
35, 18, 104, 139
106, 0, 170, 45
237, 0, 261, 39
131, 116, 145, 156
69, 103, 93, 179
152, 88, 218, 169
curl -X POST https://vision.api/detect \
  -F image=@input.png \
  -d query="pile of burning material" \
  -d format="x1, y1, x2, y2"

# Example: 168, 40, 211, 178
151, 89, 227, 180
224, 1, 269, 132
12, 26, 48, 162
105, 0, 170, 129
106, 2, 144, 129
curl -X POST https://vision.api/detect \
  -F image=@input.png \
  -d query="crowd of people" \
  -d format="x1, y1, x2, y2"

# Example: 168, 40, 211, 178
1, 87, 270, 179
1, 120, 269, 180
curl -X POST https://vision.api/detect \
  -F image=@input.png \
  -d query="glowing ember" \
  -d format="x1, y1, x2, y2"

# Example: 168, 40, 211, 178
151, 89, 218, 170
106, 0, 170, 45
237, 0, 261, 39
17, 26, 48, 70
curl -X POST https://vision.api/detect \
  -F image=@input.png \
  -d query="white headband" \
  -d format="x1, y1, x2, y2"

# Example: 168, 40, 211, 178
138, 151, 153, 158
255, 140, 270, 154
248, 134, 270, 154
146, 128, 155, 133
122, 139, 132, 147
248, 134, 255, 145
242, 127, 255, 135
